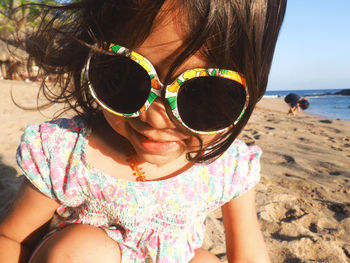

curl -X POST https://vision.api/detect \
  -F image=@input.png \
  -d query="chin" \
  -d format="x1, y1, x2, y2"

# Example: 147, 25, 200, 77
137, 150, 186, 167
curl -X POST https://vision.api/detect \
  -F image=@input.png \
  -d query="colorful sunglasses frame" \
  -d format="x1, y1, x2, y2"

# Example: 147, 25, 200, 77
83, 43, 249, 135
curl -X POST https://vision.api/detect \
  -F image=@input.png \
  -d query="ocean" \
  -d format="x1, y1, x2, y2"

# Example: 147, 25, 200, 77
264, 89, 350, 121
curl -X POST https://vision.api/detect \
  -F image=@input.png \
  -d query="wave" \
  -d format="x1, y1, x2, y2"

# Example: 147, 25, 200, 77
304, 92, 334, 97
263, 95, 279, 98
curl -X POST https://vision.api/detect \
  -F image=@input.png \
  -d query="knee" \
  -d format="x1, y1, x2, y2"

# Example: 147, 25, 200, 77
190, 248, 221, 263
30, 224, 121, 263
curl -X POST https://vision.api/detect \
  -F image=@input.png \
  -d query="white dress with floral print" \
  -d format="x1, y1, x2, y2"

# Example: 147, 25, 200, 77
17, 116, 261, 263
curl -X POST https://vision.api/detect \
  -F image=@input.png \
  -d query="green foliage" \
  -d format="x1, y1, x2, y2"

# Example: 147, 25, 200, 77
0, 0, 61, 40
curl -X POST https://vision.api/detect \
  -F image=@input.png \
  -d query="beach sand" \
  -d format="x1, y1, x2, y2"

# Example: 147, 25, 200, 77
1, 80, 350, 262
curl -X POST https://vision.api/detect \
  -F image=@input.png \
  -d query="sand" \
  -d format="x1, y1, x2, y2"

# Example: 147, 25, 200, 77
1, 80, 350, 262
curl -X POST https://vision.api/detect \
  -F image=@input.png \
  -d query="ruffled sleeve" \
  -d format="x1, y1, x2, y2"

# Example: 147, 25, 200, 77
16, 118, 87, 207
222, 140, 261, 201
205, 140, 262, 206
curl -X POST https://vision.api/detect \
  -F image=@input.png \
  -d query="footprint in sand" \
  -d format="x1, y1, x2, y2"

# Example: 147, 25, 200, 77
253, 134, 261, 140
252, 130, 259, 135
331, 145, 343, 151
325, 201, 350, 222
309, 130, 318, 135
317, 161, 349, 177
298, 137, 311, 143
309, 222, 339, 236
281, 208, 308, 223
343, 245, 350, 260
241, 135, 255, 146
272, 154, 296, 166
266, 118, 281, 124
247, 129, 261, 140
330, 171, 342, 176
282, 257, 303, 263
343, 137, 350, 148
284, 173, 305, 181
271, 231, 313, 242
281, 155, 295, 165
327, 136, 336, 143
319, 119, 333, 124
314, 198, 350, 222
320, 126, 342, 134
308, 223, 318, 233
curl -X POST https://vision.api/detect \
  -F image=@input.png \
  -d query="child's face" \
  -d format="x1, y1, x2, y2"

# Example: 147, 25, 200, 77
101, 7, 219, 166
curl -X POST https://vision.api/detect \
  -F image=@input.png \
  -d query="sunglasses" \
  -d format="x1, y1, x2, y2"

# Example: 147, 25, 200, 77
82, 43, 249, 135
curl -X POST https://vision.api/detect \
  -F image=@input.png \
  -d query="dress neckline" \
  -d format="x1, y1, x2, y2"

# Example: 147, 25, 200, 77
78, 123, 201, 186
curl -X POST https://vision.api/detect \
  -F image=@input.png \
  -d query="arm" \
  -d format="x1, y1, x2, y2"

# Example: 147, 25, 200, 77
0, 178, 60, 263
221, 187, 270, 263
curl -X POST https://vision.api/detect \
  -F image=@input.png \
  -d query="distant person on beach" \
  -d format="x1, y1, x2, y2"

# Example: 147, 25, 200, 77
0, 1, 286, 262
284, 93, 309, 116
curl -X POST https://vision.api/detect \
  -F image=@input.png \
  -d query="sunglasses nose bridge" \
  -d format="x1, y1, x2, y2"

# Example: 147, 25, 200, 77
144, 78, 164, 112
150, 77, 164, 98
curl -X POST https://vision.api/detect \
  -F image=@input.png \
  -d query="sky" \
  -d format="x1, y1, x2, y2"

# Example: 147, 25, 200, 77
268, 0, 350, 91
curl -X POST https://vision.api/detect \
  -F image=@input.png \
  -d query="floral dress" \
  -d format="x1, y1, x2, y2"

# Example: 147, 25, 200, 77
17, 116, 261, 263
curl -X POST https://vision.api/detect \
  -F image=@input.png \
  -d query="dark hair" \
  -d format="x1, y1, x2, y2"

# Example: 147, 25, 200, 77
299, 99, 309, 110
24, 0, 287, 162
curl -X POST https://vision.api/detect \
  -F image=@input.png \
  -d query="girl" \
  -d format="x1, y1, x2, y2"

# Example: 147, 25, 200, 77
0, 0, 286, 262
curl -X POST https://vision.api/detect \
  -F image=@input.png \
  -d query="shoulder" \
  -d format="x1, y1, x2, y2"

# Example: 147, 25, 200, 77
20, 116, 88, 145
221, 139, 262, 184
17, 115, 89, 167
204, 139, 262, 202
16, 116, 88, 204
37, 115, 87, 134
219, 139, 262, 164
17, 115, 89, 174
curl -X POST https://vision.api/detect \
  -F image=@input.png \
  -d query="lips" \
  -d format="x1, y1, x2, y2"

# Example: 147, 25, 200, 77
130, 128, 182, 154
138, 132, 179, 143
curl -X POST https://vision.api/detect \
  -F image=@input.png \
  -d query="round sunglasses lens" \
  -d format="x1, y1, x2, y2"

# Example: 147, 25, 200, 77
89, 54, 151, 114
177, 77, 246, 132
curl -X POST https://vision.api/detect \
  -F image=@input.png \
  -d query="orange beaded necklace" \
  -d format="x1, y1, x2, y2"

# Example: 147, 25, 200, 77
127, 154, 147, 181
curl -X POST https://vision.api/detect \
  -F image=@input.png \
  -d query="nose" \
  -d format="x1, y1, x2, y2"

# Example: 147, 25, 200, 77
138, 97, 177, 130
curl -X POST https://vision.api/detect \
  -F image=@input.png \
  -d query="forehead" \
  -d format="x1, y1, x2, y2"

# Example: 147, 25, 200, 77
135, 3, 185, 59
134, 3, 207, 78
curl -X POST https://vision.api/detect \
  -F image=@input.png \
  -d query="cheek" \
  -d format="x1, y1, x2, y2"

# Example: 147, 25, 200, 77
186, 133, 219, 149
102, 110, 128, 135
201, 134, 220, 146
